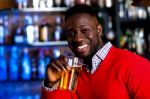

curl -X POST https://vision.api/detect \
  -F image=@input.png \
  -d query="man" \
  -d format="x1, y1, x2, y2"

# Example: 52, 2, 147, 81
41, 4, 150, 99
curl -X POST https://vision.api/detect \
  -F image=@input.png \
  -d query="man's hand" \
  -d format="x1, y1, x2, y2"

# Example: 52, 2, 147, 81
45, 55, 68, 87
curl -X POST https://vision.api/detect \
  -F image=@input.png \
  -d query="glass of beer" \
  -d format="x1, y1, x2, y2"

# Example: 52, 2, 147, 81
60, 56, 83, 91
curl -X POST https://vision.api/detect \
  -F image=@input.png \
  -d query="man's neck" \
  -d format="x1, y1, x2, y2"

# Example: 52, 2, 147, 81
83, 43, 105, 71
83, 57, 92, 71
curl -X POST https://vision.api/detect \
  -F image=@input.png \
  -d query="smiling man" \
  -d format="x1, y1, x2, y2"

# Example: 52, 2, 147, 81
41, 4, 150, 99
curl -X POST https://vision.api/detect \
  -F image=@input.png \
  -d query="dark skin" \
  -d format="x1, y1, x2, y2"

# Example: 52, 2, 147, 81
46, 13, 103, 86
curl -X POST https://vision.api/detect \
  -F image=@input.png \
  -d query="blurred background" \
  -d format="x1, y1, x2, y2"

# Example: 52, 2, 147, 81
0, 0, 150, 99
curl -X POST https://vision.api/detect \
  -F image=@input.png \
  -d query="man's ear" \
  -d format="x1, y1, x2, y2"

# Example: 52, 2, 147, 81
97, 24, 103, 36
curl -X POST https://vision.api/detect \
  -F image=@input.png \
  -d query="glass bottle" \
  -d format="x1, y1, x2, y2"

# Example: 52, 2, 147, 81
0, 46, 7, 81
106, 16, 115, 41
0, 17, 4, 44
21, 48, 31, 80
37, 49, 46, 79
8, 46, 19, 80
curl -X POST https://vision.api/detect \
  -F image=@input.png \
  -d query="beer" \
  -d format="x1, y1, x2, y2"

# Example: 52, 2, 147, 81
60, 57, 82, 91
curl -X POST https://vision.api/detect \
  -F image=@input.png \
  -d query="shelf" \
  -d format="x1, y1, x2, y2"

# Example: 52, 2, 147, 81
30, 41, 68, 46
0, 41, 68, 47
0, 7, 68, 15
20, 7, 68, 12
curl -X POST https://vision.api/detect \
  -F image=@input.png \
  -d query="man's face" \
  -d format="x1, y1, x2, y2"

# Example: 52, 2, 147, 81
65, 13, 102, 59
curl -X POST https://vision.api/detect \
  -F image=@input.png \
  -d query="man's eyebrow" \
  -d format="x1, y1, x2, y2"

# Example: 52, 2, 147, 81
65, 24, 89, 30
78, 24, 89, 28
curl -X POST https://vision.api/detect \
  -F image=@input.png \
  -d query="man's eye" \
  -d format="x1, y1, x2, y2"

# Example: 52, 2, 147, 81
66, 31, 75, 38
81, 29, 88, 33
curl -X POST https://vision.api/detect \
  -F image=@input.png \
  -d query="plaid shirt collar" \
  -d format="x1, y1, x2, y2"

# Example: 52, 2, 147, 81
90, 42, 112, 74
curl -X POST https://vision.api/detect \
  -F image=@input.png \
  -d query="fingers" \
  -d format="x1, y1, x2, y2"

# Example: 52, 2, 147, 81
54, 60, 67, 71
45, 55, 71, 84
51, 62, 61, 71
47, 55, 68, 72
46, 68, 61, 83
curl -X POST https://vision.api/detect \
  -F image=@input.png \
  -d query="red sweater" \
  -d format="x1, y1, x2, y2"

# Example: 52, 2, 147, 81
41, 46, 150, 99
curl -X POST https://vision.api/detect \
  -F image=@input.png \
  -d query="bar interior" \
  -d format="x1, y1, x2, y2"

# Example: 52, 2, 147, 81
0, 0, 150, 98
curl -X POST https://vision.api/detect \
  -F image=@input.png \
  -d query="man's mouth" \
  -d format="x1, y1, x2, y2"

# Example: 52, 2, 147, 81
78, 44, 88, 49
76, 44, 88, 53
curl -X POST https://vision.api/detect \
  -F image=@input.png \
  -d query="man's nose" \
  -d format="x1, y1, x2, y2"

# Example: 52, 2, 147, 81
73, 31, 83, 42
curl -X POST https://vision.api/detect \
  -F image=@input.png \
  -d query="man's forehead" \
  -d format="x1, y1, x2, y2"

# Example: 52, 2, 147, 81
65, 13, 97, 23
65, 13, 98, 28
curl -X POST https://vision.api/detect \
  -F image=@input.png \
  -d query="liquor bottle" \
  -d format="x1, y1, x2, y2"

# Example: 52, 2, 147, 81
98, 12, 104, 28
54, 0, 62, 7
134, 28, 145, 55
33, 0, 40, 8
24, 15, 35, 44
98, 0, 104, 9
125, 28, 136, 53
39, 0, 47, 8
14, 27, 24, 44
137, 7, 147, 19
45, 49, 51, 66
16, 0, 23, 9
84, 0, 90, 5
106, 16, 115, 41
64, 0, 71, 7
31, 50, 38, 80
54, 26, 62, 41
53, 48, 60, 59
0, 46, 7, 81
37, 49, 46, 79
39, 20, 51, 42
70, 0, 75, 6
3, 16, 10, 44
119, 33, 127, 49
54, 16, 62, 41
105, 0, 113, 8
118, 0, 126, 19
8, 46, 19, 80
46, 0, 54, 8
21, 48, 31, 80
125, 0, 137, 20
22, 0, 28, 8
0, 17, 4, 44
33, 15, 39, 42
13, 19, 25, 44
147, 7, 150, 17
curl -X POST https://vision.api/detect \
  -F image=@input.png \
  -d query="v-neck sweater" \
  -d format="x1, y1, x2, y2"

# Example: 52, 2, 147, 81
41, 46, 150, 99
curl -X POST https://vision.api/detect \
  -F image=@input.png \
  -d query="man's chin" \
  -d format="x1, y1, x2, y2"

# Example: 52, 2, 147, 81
75, 52, 89, 59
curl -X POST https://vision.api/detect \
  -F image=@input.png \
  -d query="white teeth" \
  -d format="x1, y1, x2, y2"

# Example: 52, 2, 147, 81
78, 44, 87, 49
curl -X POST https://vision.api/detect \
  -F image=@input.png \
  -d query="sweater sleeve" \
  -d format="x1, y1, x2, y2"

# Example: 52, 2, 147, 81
41, 88, 78, 99
126, 58, 150, 99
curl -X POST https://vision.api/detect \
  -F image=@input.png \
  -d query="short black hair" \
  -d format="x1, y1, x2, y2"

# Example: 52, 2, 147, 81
65, 4, 99, 22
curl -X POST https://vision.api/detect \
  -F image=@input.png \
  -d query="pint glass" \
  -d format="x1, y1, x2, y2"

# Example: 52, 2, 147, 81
60, 57, 83, 91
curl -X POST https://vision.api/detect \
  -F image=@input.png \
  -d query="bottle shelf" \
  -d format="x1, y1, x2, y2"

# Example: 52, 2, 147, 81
0, 41, 68, 47
20, 7, 68, 12
30, 41, 68, 47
